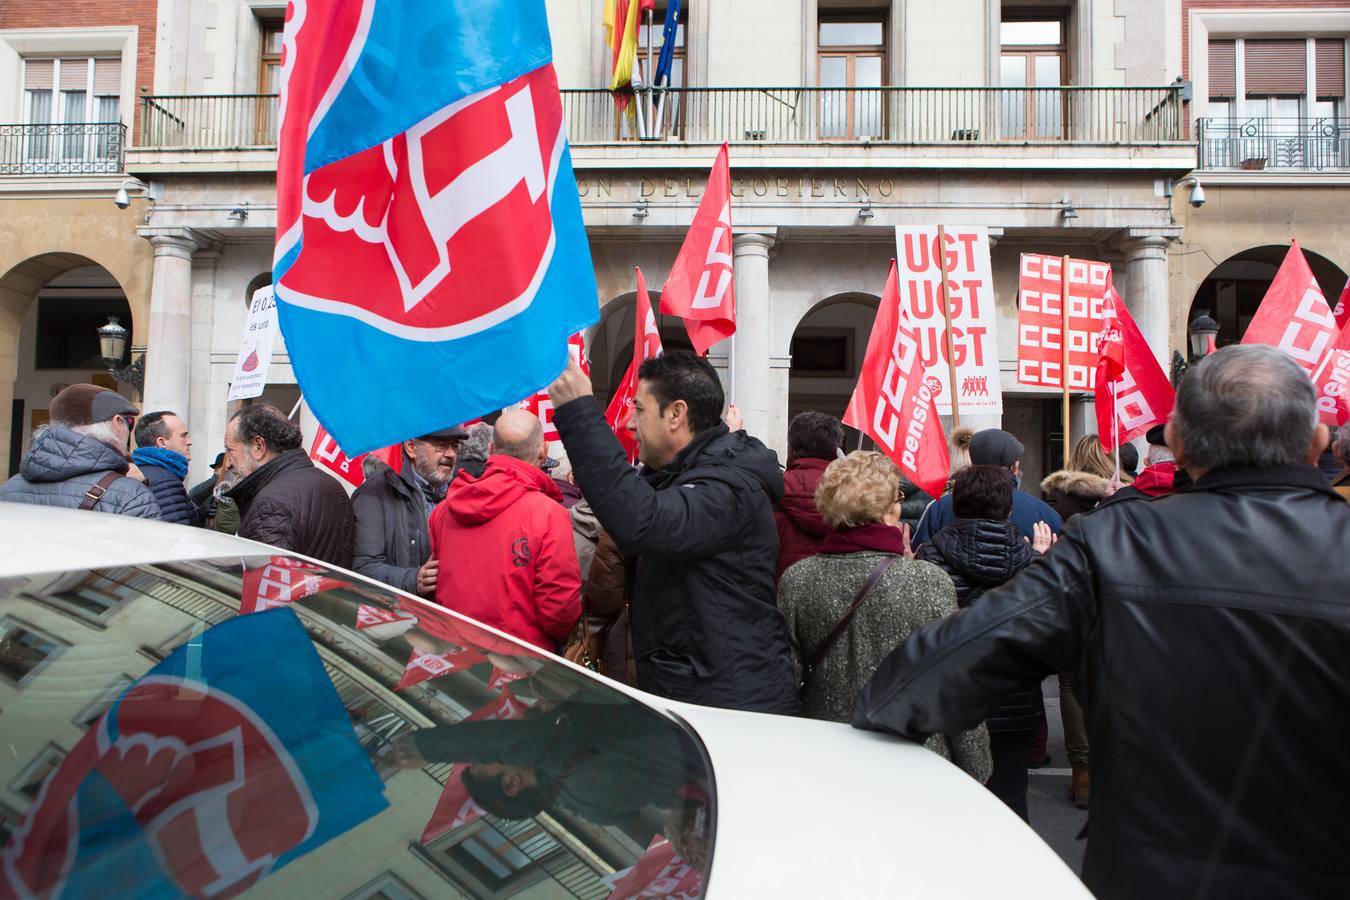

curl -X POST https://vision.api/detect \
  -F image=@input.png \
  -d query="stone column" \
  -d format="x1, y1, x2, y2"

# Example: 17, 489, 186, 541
730, 232, 786, 457
1121, 233, 1176, 374
140, 228, 201, 416
185, 245, 220, 486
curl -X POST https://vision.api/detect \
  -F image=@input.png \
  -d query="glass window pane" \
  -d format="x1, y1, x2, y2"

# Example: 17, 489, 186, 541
819, 56, 848, 88
1000, 20, 1061, 46
820, 21, 884, 47
1000, 54, 1027, 88
854, 55, 883, 88
264, 28, 284, 55
1033, 54, 1062, 88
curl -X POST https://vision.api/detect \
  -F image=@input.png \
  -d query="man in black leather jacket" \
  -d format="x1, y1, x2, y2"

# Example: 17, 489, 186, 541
855, 345, 1349, 900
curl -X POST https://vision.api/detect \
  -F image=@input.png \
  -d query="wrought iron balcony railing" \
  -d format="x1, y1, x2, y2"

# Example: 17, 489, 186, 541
137, 85, 1184, 150
1197, 117, 1350, 171
0, 122, 126, 175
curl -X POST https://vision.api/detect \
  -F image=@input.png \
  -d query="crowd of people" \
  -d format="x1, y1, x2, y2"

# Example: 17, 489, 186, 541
2, 344, 1349, 898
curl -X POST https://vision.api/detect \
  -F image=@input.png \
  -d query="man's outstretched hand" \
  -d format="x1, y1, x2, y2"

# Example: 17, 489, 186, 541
547, 354, 594, 408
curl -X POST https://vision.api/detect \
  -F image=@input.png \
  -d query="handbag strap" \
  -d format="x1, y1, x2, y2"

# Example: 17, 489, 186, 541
802, 554, 901, 683
79, 472, 123, 511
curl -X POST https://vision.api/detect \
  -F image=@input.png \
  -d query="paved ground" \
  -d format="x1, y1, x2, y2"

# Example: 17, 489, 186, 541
1027, 675, 1090, 876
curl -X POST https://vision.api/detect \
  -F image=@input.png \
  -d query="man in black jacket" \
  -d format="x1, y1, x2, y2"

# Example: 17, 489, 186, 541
351, 426, 464, 595
549, 350, 799, 714
224, 403, 354, 567
131, 411, 201, 526
854, 345, 1348, 900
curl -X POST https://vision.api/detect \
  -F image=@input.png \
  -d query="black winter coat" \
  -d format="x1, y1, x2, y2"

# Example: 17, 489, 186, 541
916, 519, 1042, 733
351, 457, 434, 594
555, 397, 799, 715
139, 463, 200, 526
898, 477, 932, 534
228, 448, 354, 568
856, 465, 1350, 900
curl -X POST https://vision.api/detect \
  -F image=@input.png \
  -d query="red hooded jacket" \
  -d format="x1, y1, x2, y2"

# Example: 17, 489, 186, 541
429, 455, 581, 650
774, 457, 831, 580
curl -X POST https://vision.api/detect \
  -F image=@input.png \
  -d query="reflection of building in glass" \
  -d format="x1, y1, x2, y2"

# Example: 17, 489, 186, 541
0, 558, 709, 899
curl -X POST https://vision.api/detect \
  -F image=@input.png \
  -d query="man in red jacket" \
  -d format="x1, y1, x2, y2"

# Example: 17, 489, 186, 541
1101, 424, 1179, 506
429, 409, 581, 651
774, 412, 843, 580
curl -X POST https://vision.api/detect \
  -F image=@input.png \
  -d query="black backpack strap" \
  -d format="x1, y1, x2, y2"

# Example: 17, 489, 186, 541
799, 554, 901, 697
79, 472, 124, 511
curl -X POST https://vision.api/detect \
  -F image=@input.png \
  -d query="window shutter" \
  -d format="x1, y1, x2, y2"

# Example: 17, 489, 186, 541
93, 58, 121, 94
1208, 40, 1236, 98
1245, 39, 1308, 95
24, 58, 54, 90
1316, 39, 1345, 98
59, 58, 89, 91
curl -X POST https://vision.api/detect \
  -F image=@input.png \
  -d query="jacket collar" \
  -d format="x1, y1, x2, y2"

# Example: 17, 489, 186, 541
1187, 463, 1339, 497
787, 456, 832, 474
227, 448, 313, 508
668, 423, 729, 473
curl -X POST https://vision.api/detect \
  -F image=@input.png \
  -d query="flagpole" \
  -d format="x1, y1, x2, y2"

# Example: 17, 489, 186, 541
936, 225, 962, 429
1061, 254, 1072, 470
1111, 381, 1121, 481
645, 8, 655, 138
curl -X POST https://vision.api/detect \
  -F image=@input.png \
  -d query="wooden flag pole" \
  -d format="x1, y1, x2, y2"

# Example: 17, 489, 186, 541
936, 225, 961, 429
1061, 254, 1072, 469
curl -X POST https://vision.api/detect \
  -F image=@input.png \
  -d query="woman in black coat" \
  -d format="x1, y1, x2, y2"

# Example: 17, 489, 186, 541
917, 464, 1054, 821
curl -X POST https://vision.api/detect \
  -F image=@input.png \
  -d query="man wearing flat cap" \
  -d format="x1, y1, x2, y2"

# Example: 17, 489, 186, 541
0, 383, 159, 518
352, 425, 467, 595
913, 427, 1062, 548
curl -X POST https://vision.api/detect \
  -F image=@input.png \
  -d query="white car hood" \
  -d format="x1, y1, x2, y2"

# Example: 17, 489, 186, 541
670, 703, 1092, 899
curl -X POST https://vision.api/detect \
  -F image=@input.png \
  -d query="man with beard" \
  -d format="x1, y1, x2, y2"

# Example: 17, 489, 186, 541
352, 426, 466, 595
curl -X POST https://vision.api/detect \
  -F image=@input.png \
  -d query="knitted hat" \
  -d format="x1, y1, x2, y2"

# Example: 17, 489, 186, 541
969, 429, 1026, 468
49, 384, 138, 427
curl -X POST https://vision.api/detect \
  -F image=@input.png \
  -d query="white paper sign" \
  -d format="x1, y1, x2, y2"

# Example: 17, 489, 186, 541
894, 226, 1002, 416
227, 286, 279, 401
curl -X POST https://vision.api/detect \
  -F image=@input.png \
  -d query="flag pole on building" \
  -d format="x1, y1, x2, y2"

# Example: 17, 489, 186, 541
936, 225, 962, 429
1061, 254, 1072, 469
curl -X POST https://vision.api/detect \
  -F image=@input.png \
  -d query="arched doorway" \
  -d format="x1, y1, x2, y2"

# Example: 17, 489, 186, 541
1, 254, 134, 476
585, 292, 693, 409
787, 292, 878, 449
1187, 245, 1347, 346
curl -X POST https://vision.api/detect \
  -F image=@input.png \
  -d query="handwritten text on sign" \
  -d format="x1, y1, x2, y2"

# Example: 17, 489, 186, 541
1016, 254, 1111, 390
227, 286, 279, 401
894, 226, 1002, 416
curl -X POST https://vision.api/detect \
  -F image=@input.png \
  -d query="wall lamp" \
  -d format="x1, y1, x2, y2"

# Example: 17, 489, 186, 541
633, 197, 649, 219
1059, 197, 1079, 223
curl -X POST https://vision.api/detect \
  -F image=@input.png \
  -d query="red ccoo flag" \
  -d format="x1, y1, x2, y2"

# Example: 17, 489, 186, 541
660, 144, 735, 354
1336, 281, 1350, 332
1094, 273, 1174, 452
1312, 321, 1350, 427
604, 267, 665, 462
843, 260, 950, 498
1240, 239, 1339, 376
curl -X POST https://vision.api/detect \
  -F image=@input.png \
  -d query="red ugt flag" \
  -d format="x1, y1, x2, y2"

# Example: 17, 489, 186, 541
843, 260, 950, 498
1240, 239, 1339, 375
605, 267, 665, 461
660, 144, 734, 354
1094, 274, 1174, 451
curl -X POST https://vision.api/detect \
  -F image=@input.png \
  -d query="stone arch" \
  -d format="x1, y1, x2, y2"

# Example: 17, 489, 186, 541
585, 291, 693, 405
0, 253, 137, 474
787, 291, 880, 447
1186, 244, 1346, 346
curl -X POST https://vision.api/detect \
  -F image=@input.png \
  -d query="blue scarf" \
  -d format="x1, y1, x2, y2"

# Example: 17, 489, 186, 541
131, 446, 189, 480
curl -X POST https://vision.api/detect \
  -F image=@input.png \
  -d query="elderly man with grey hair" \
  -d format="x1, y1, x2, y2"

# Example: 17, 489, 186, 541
854, 345, 1348, 900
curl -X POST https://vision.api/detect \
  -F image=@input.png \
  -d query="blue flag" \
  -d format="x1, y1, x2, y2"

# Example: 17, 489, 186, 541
273, 0, 598, 454
0, 609, 387, 898
655, 0, 683, 87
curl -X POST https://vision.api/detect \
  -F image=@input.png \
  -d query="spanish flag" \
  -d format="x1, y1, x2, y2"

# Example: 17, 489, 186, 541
603, 0, 653, 92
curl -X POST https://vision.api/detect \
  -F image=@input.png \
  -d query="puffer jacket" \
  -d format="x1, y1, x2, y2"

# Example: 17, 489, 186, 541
351, 454, 435, 594
429, 454, 581, 650
916, 519, 1042, 733
857, 464, 1350, 900
774, 457, 829, 579
0, 426, 158, 518
899, 477, 932, 534
555, 397, 799, 715
228, 448, 354, 567
1041, 469, 1111, 521
135, 455, 200, 526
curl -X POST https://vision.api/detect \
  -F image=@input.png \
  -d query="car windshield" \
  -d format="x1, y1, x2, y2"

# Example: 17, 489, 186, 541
0, 556, 714, 899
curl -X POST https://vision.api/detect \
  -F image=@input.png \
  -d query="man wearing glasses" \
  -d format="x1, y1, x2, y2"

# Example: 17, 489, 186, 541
0, 384, 159, 518
352, 426, 466, 595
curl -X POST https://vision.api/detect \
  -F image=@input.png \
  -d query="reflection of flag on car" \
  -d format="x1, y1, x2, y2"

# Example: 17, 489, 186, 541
240, 556, 349, 615
0, 609, 387, 899
395, 648, 489, 691
603, 835, 704, 900
274, 0, 598, 455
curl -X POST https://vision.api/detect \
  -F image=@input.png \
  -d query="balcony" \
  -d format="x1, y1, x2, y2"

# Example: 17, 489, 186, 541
1198, 117, 1350, 171
137, 85, 1183, 151
0, 123, 126, 175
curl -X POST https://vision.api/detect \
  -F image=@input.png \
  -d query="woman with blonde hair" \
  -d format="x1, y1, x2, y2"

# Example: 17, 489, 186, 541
777, 451, 991, 782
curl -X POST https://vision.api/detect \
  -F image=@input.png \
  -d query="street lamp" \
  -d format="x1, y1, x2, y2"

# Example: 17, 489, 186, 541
1187, 311, 1220, 359
96, 316, 145, 395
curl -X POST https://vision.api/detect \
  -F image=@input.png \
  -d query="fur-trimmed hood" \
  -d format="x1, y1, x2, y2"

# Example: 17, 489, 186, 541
1041, 469, 1112, 502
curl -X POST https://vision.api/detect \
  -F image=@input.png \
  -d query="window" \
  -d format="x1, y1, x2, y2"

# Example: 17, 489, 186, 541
258, 22, 284, 143
22, 57, 121, 164
421, 819, 563, 896
11, 745, 66, 800
791, 330, 855, 376
35, 296, 133, 370
345, 873, 424, 900
1000, 12, 1067, 139
0, 617, 65, 687
72, 674, 134, 730
818, 14, 886, 139
36, 568, 144, 624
